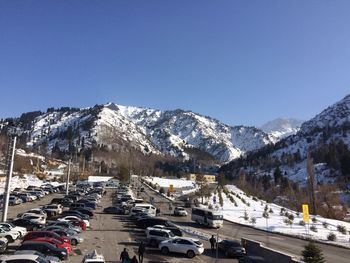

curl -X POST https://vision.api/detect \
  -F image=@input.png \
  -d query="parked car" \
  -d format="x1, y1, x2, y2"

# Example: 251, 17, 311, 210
0, 238, 8, 252
27, 208, 48, 219
46, 221, 82, 233
43, 204, 63, 216
159, 237, 204, 258
82, 250, 105, 263
0, 254, 57, 263
217, 239, 246, 258
14, 249, 60, 262
30, 237, 72, 254
61, 210, 89, 220
173, 207, 188, 216
58, 216, 88, 230
19, 214, 46, 225
238, 256, 267, 263
0, 227, 20, 242
137, 218, 182, 236
103, 206, 127, 215
9, 196, 22, 206
72, 208, 94, 217
23, 231, 70, 244
11, 218, 44, 231
49, 228, 84, 246
18, 241, 68, 260
146, 228, 175, 247
0, 222, 27, 237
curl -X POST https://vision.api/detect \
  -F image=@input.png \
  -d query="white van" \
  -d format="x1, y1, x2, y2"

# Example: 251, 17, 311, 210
133, 203, 156, 217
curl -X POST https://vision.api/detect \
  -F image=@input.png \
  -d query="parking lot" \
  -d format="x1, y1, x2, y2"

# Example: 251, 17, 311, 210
3, 188, 238, 263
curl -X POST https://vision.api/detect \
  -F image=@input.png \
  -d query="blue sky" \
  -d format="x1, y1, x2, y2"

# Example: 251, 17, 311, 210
0, 1, 349, 126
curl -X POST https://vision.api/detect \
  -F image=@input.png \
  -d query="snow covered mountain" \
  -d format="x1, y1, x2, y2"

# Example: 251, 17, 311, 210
0, 103, 273, 162
260, 118, 303, 141
222, 94, 350, 185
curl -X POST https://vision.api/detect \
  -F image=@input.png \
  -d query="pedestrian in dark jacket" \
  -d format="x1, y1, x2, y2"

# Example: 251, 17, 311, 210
209, 235, 216, 254
130, 256, 138, 263
120, 248, 130, 263
138, 241, 146, 263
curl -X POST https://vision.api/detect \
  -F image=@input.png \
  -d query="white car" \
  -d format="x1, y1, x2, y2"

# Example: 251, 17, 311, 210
146, 227, 175, 247
83, 250, 105, 263
58, 216, 90, 228
27, 208, 48, 219
20, 214, 46, 225
0, 222, 27, 237
14, 250, 60, 263
159, 237, 204, 258
43, 204, 63, 215
174, 207, 188, 216
0, 254, 58, 263
0, 227, 20, 242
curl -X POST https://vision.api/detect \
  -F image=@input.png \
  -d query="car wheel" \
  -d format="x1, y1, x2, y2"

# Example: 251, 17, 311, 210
187, 250, 195, 258
5, 236, 13, 243
150, 239, 157, 247
71, 239, 78, 246
161, 247, 169, 255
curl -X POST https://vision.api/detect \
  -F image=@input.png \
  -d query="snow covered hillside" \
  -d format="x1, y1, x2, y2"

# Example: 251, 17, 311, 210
0, 103, 273, 162
209, 185, 350, 247
260, 118, 303, 142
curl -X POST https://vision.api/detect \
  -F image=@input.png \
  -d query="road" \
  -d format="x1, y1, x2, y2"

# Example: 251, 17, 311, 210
137, 182, 350, 263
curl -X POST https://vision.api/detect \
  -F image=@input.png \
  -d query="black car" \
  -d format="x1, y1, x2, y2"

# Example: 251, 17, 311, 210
238, 256, 267, 263
103, 206, 127, 214
18, 241, 68, 260
61, 210, 89, 220
71, 208, 94, 217
50, 198, 64, 204
11, 218, 44, 231
136, 217, 182, 236
218, 239, 246, 258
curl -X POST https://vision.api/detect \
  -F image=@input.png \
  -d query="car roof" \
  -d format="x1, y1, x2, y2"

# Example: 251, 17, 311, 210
147, 227, 172, 233
0, 255, 40, 260
174, 237, 198, 242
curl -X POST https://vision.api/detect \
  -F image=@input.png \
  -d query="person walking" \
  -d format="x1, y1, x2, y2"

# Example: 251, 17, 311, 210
130, 256, 138, 263
209, 235, 216, 254
138, 241, 146, 263
120, 248, 130, 263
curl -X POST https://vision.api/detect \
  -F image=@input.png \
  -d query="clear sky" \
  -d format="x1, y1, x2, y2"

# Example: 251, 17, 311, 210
0, 1, 349, 126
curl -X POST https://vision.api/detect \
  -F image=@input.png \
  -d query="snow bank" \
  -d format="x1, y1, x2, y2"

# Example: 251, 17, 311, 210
208, 185, 350, 248
144, 177, 196, 189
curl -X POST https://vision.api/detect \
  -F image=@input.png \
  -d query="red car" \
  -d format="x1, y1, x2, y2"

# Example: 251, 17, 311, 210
31, 237, 72, 254
23, 231, 70, 244
62, 218, 87, 231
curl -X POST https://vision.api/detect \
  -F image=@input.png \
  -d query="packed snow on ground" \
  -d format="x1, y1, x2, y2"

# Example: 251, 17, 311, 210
144, 177, 196, 189
208, 185, 350, 248
0, 174, 46, 193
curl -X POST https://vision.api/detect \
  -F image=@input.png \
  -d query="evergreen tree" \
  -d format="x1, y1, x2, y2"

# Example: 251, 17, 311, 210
302, 242, 325, 263
273, 166, 282, 184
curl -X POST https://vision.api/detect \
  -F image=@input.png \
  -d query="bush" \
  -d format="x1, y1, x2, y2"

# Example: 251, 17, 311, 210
312, 217, 317, 223
264, 205, 269, 212
252, 196, 258, 201
302, 242, 325, 263
159, 187, 165, 194
288, 214, 294, 221
280, 208, 286, 216
284, 218, 293, 227
310, 225, 318, 232
262, 211, 269, 219
250, 217, 256, 225
322, 222, 328, 229
327, 232, 336, 241
244, 211, 249, 221
337, 225, 347, 234
208, 204, 213, 209
299, 220, 306, 226
269, 208, 274, 214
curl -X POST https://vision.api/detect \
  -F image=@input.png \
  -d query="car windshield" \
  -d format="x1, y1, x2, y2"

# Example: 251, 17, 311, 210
52, 239, 63, 245
166, 221, 176, 227
36, 256, 50, 263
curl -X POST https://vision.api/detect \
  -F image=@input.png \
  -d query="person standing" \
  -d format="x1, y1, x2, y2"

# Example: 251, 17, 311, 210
138, 241, 146, 263
120, 248, 130, 263
209, 235, 216, 254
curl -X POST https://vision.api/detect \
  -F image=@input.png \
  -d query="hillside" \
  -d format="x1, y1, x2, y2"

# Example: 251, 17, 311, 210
0, 103, 273, 163
260, 118, 304, 141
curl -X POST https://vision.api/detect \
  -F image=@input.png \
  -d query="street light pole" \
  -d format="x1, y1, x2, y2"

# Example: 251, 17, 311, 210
215, 227, 219, 262
65, 159, 71, 195
2, 136, 17, 222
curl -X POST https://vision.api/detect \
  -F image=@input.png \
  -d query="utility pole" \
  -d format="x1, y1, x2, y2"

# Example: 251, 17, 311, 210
65, 159, 71, 195
2, 136, 17, 222
215, 228, 219, 263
